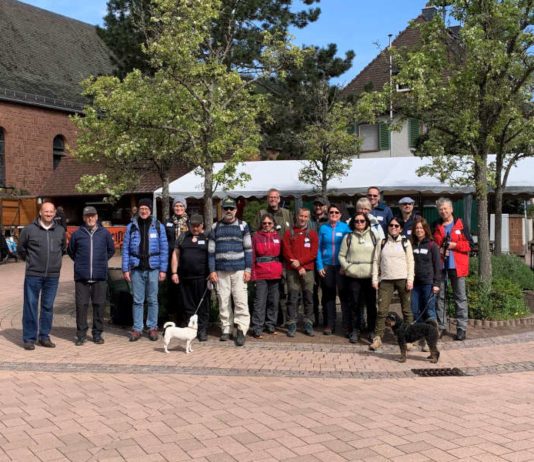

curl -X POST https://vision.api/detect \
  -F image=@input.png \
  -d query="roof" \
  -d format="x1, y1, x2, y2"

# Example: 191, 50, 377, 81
155, 157, 534, 199
0, 0, 116, 112
41, 157, 190, 197
342, 15, 425, 98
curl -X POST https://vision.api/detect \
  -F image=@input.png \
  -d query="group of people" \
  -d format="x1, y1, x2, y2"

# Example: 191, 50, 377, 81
17, 187, 472, 351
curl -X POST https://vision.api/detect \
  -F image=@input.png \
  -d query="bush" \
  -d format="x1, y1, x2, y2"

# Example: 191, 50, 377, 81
469, 254, 534, 290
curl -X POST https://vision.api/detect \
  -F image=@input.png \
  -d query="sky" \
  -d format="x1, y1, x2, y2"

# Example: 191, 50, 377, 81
20, 0, 428, 86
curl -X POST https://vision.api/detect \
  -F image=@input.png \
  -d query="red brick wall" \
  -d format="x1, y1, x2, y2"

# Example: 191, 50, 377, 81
0, 101, 77, 195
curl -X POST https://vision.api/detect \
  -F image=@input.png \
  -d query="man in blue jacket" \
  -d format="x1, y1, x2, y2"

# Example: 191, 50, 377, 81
122, 199, 168, 342
367, 186, 393, 234
18, 201, 66, 350
68, 206, 115, 346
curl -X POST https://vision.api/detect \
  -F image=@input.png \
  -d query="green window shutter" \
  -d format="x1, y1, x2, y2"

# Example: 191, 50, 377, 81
408, 118, 421, 148
378, 123, 390, 151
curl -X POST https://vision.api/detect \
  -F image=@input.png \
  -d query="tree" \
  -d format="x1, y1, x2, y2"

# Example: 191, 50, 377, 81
298, 82, 361, 199
385, 0, 533, 285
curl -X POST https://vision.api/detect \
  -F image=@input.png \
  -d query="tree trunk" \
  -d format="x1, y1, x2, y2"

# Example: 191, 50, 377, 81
203, 165, 214, 233
494, 154, 504, 255
475, 154, 492, 286
161, 172, 170, 222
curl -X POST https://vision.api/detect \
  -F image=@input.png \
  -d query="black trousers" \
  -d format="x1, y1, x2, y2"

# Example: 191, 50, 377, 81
344, 277, 376, 333
179, 278, 210, 334
320, 265, 348, 330
75, 280, 107, 339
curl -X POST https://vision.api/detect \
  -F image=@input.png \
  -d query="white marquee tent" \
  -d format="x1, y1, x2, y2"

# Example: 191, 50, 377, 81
154, 156, 534, 200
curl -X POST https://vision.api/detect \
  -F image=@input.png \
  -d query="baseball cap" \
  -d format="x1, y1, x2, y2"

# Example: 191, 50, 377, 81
221, 198, 237, 209
189, 214, 204, 225
83, 206, 97, 216
313, 197, 328, 206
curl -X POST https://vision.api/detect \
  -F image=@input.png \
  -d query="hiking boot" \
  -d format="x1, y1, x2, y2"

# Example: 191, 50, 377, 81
455, 329, 466, 341
252, 331, 264, 339
148, 328, 159, 341
198, 331, 208, 342
303, 322, 315, 337
349, 330, 360, 344
369, 336, 382, 351
235, 329, 245, 347
220, 333, 230, 342
38, 338, 56, 348
23, 342, 35, 351
286, 324, 297, 338
129, 330, 142, 342
93, 337, 105, 345
439, 328, 447, 339
75, 337, 86, 346
323, 326, 333, 336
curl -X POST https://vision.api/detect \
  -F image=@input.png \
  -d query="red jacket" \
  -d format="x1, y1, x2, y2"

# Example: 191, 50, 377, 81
282, 226, 319, 271
251, 231, 282, 280
433, 217, 471, 277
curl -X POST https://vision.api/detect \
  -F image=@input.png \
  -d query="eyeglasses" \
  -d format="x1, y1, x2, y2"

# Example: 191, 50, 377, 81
354, 219, 366, 224
262, 222, 273, 226
223, 207, 236, 211
329, 211, 341, 215
389, 224, 401, 228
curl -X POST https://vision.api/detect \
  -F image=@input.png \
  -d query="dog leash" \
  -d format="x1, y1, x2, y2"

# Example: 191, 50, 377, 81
191, 279, 213, 316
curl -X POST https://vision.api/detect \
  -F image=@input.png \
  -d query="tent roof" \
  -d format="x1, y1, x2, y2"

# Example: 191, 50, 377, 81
155, 157, 534, 199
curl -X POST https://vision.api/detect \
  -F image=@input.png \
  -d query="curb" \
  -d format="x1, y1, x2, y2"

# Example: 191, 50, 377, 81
467, 315, 534, 328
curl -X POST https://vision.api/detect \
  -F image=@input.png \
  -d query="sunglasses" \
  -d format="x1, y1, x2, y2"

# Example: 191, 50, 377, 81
367, 194, 379, 198
329, 211, 341, 215
262, 222, 273, 226
223, 207, 236, 211
354, 219, 366, 224
389, 224, 401, 228
401, 203, 414, 206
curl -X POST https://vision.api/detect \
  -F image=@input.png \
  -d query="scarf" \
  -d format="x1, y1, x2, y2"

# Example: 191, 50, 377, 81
172, 213, 189, 241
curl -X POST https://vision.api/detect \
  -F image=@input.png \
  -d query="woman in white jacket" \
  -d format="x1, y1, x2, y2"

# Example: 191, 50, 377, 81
370, 216, 414, 351
338, 213, 377, 344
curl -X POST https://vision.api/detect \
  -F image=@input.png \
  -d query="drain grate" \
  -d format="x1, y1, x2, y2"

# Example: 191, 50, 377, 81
411, 367, 467, 377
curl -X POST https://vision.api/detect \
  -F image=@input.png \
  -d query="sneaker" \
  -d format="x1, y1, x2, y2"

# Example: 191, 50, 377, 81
75, 337, 86, 346
198, 331, 208, 342
252, 331, 264, 339
220, 333, 230, 342
286, 324, 297, 338
93, 337, 105, 345
303, 322, 315, 337
235, 329, 245, 347
148, 328, 159, 341
23, 342, 35, 351
38, 338, 56, 348
369, 336, 382, 351
129, 330, 142, 342
349, 330, 360, 344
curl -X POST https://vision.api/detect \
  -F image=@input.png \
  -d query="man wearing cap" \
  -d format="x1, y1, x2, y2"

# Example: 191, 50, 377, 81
68, 207, 115, 345
398, 197, 420, 238
367, 186, 393, 234
122, 198, 168, 342
18, 201, 66, 350
208, 198, 252, 346
310, 197, 329, 232
171, 214, 210, 341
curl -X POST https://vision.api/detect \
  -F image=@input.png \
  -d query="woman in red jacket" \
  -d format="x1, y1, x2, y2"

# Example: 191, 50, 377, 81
251, 213, 283, 338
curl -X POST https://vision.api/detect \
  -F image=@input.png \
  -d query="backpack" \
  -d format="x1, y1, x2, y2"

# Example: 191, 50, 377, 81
345, 230, 377, 250
380, 236, 409, 253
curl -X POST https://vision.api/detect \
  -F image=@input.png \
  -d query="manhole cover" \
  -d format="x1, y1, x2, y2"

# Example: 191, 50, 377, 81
411, 368, 467, 377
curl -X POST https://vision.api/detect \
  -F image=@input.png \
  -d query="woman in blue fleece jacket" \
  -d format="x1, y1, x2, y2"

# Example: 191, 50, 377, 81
316, 204, 350, 335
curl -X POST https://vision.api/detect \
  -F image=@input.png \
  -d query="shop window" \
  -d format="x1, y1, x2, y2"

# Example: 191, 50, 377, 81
53, 135, 65, 170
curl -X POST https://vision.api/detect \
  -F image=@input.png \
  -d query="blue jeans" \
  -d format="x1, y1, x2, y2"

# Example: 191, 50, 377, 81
131, 269, 159, 332
23, 276, 59, 343
411, 284, 437, 322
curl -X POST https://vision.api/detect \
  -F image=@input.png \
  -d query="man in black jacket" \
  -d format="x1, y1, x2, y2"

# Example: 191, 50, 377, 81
68, 207, 115, 346
18, 201, 66, 350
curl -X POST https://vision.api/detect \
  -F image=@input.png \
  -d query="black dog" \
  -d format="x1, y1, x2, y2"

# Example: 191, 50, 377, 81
385, 312, 440, 363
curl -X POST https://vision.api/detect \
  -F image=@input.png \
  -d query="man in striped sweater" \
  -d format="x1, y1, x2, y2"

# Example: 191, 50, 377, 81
208, 198, 253, 346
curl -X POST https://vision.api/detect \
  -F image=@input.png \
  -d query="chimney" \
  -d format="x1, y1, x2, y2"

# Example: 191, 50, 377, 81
422, 5, 437, 21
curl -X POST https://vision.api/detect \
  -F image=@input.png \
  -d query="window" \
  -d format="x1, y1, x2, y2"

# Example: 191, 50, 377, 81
408, 118, 423, 149
359, 123, 391, 152
53, 135, 65, 170
0, 128, 5, 186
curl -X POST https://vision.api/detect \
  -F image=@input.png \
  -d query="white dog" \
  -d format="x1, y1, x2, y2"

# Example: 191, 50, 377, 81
163, 314, 198, 354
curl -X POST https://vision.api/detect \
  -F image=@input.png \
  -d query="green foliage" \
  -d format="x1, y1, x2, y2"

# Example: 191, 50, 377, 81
242, 200, 263, 229
470, 254, 534, 290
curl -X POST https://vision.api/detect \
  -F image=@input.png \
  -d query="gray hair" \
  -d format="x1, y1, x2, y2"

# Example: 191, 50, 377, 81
356, 197, 372, 210
436, 197, 453, 208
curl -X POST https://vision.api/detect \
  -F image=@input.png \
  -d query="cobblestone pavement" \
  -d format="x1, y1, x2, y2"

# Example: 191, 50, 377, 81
1, 258, 534, 461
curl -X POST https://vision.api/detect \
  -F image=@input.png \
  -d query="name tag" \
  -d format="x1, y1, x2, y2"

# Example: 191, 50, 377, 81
166, 223, 173, 227
198, 240, 205, 245
304, 243, 311, 248
273, 239, 280, 244
377, 216, 384, 221
455, 230, 461, 235
304, 238, 310, 243
149, 233, 158, 238
420, 248, 428, 255
276, 225, 281, 230
414, 249, 420, 254
240, 224, 245, 231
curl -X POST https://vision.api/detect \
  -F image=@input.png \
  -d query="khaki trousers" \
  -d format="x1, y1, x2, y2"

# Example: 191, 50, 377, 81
216, 270, 250, 334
